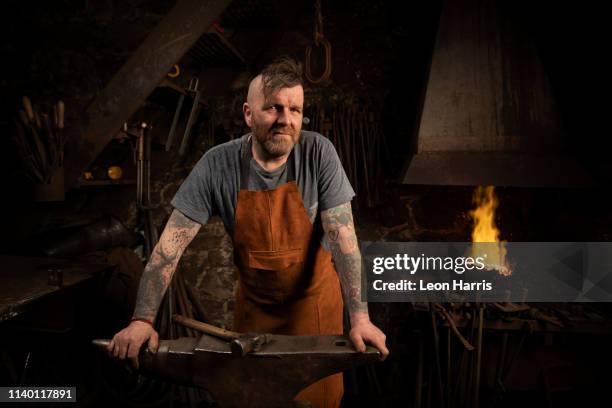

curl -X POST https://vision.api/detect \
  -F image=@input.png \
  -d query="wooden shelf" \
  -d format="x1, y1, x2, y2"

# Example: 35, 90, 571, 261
79, 179, 136, 187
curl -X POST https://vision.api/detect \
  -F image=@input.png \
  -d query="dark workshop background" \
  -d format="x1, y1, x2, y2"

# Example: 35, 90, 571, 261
0, 0, 611, 407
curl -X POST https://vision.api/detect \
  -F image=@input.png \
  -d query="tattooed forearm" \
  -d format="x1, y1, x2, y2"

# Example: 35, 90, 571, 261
133, 209, 202, 321
321, 202, 368, 316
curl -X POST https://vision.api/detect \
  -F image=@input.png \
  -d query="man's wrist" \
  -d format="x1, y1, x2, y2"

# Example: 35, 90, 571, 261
349, 311, 371, 326
131, 317, 154, 326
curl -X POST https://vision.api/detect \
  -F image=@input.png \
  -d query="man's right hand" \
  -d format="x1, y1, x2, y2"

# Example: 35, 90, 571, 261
108, 210, 201, 368
107, 320, 159, 369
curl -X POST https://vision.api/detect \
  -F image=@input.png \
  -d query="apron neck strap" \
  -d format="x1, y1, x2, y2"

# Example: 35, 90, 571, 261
240, 135, 296, 190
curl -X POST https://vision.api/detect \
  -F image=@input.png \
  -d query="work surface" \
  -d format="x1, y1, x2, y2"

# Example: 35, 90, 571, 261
0, 254, 109, 322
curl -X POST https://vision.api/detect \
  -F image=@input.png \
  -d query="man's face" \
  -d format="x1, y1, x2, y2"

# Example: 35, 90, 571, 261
244, 83, 304, 158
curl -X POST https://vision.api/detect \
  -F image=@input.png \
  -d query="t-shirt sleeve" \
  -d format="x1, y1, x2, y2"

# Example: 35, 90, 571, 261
317, 137, 356, 211
170, 152, 215, 226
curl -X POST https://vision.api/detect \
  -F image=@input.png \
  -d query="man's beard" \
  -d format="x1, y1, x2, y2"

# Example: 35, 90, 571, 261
252, 122, 299, 158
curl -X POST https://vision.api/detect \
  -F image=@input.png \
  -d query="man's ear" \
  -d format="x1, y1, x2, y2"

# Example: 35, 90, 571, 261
243, 102, 253, 128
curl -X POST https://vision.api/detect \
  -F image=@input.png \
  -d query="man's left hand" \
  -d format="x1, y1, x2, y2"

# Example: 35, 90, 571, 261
349, 313, 389, 360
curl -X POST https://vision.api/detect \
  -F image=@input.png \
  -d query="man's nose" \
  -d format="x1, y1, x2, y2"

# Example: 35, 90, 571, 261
276, 107, 291, 126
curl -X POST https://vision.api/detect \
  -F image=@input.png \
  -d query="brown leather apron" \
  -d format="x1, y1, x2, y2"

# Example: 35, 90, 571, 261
233, 137, 344, 408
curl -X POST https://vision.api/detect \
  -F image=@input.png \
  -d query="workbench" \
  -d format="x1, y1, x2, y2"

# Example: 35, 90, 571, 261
0, 254, 109, 323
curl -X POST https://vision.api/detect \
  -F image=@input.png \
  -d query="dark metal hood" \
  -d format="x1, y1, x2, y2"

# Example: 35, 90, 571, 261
402, 0, 590, 187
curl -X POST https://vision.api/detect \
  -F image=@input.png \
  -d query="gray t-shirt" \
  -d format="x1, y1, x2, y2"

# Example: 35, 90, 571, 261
170, 131, 355, 236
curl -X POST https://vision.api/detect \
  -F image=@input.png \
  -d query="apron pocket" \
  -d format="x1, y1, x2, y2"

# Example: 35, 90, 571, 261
248, 248, 304, 270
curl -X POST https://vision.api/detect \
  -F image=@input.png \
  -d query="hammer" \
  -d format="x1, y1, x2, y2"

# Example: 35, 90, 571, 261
172, 314, 269, 356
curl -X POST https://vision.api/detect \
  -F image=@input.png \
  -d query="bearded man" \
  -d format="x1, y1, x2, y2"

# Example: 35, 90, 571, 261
109, 57, 388, 408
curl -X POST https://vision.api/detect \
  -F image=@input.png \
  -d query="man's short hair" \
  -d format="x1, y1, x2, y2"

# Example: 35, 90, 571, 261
259, 57, 303, 99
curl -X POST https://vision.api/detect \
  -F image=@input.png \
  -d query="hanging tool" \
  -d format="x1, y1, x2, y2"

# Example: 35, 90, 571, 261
165, 89, 185, 152
305, 0, 332, 84
135, 122, 158, 258
178, 77, 201, 156
12, 97, 66, 186
135, 122, 147, 209
167, 64, 180, 79
56, 100, 65, 166
21, 97, 48, 177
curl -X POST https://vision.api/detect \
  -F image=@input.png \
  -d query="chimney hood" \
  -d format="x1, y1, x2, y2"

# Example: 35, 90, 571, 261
402, 0, 591, 187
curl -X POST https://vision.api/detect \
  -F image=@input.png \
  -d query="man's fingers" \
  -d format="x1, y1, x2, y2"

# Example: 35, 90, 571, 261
111, 338, 129, 359
359, 333, 386, 357
127, 343, 140, 370
369, 332, 389, 360
370, 336, 389, 360
126, 340, 142, 360
350, 323, 390, 360
381, 344, 390, 360
107, 339, 115, 355
148, 331, 159, 353
116, 339, 128, 359
350, 332, 367, 352
108, 324, 158, 365
112, 339, 121, 358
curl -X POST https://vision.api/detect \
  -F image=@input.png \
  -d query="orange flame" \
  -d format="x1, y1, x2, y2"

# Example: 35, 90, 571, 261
469, 186, 511, 276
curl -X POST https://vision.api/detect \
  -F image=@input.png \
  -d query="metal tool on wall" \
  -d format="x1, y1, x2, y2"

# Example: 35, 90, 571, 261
310, 102, 386, 208
12, 96, 67, 200
177, 77, 201, 156
135, 122, 158, 259
424, 300, 580, 408
305, 0, 332, 84
165, 86, 185, 152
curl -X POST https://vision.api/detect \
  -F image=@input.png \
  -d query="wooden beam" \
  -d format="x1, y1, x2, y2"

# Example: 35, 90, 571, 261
65, 0, 232, 187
